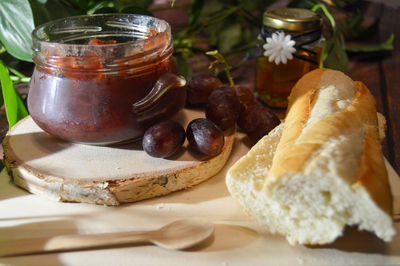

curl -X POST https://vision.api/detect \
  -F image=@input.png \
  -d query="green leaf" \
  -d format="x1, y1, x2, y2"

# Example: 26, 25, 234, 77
116, 0, 152, 10
346, 33, 394, 53
87, 1, 115, 15
189, 0, 205, 27
312, 3, 336, 32
340, 10, 380, 41
29, 0, 77, 27
199, 0, 223, 17
323, 33, 348, 72
0, 0, 34, 62
120, 6, 153, 16
217, 22, 242, 54
173, 54, 192, 78
206, 50, 235, 88
94, 6, 118, 14
332, 0, 359, 9
287, 0, 314, 9
354, 19, 379, 41
238, 0, 274, 12
57, 0, 99, 13
0, 60, 28, 128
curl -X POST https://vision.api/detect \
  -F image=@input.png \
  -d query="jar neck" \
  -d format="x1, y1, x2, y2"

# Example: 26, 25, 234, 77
262, 26, 321, 46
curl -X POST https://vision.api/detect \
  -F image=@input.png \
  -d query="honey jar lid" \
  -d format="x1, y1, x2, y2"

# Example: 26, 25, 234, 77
263, 8, 322, 32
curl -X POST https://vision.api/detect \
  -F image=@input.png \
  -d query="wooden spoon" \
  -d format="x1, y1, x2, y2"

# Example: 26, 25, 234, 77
0, 219, 214, 257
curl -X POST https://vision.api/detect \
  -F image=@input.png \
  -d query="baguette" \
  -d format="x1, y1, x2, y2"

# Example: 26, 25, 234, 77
226, 68, 395, 245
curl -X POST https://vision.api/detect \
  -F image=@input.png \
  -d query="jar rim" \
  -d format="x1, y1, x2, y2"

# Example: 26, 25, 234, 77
31, 13, 171, 49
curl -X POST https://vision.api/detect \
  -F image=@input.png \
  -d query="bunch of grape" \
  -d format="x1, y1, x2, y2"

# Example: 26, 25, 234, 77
190, 75, 280, 143
142, 74, 280, 159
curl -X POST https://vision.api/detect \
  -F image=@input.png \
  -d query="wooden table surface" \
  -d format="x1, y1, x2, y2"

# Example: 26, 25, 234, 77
0, 1, 399, 176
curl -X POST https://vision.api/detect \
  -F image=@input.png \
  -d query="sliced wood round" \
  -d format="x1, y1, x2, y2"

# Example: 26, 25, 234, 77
3, 109, 235, 206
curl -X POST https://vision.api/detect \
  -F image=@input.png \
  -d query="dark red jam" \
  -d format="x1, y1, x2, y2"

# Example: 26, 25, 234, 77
28, 15, 186, 145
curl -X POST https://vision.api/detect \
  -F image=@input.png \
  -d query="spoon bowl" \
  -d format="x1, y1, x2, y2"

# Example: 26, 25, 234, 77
146, 219, 214, 250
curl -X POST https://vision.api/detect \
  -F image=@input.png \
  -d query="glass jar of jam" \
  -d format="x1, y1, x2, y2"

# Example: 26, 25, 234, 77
28, 14, 186, 145
256, 8, 324, 108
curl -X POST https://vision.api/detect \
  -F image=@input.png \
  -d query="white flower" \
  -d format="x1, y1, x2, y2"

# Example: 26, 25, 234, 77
263, 32, 296, 65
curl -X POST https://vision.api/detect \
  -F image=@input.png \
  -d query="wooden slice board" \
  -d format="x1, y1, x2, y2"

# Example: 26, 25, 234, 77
3, 109, 235, 206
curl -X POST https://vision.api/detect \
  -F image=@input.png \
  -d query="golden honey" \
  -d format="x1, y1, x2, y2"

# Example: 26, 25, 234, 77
256, 8, 325, 108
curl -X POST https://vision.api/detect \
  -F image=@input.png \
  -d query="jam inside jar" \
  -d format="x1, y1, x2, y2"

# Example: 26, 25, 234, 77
28, 14, 186, 145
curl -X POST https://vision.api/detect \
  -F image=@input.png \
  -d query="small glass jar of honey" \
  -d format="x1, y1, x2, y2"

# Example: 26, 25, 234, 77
256, 8, 325, 108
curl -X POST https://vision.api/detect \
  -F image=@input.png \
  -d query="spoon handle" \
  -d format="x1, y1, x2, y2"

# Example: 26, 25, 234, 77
0, 231, 149, 257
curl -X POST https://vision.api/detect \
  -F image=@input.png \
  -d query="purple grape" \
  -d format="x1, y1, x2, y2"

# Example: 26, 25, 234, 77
186, 74, 223, 106
186, 118, 224, 157
205, 86, 241, 131
238, 103, 280, 143
142, 120, 186, 158
236, 85, 258, 112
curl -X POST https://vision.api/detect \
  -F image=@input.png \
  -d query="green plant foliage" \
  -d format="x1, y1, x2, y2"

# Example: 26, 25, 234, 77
188, 0, 204, 28
174, 54, 192, 78
93, 6, 118, 14
238, 0, 275, 12
312, 3, 348, 71
206, 50, 235, 88
187, 2, 263, 59
324, 33, 349, 71
120, 6, 153, 16
346, 34, 394, 53
0, 0, 34, 62
217, 23, 242, 54
87, 1, 116, 14
116, 0, 153, 10
0, 60, 28, 128
29, 0, 78, 26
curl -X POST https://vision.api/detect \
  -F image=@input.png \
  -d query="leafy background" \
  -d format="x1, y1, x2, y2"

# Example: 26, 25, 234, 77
0, 0, 394, 130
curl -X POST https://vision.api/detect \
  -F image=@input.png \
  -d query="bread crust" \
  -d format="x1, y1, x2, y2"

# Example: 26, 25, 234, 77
226, 68, 395, 245
266, 69, 392, 215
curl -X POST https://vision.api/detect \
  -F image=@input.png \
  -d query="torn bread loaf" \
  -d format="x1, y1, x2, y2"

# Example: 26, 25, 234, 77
226, 68, 395, 245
